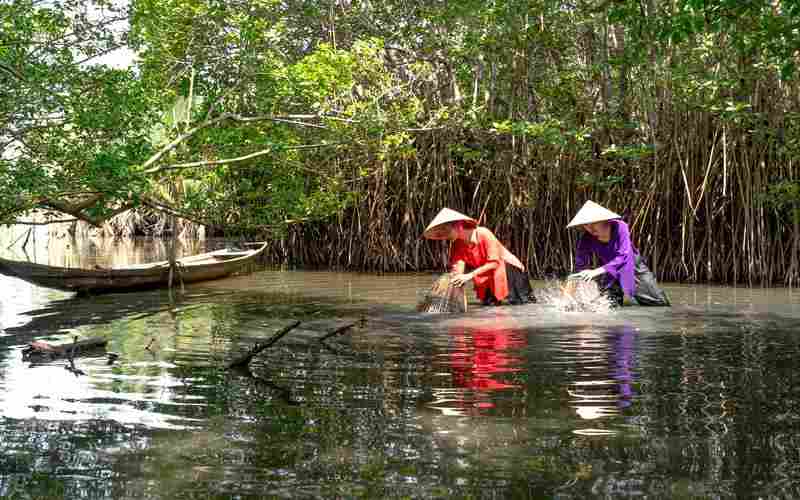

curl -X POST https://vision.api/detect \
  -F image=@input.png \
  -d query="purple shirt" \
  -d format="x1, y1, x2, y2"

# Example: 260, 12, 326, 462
575, 219, 639, 297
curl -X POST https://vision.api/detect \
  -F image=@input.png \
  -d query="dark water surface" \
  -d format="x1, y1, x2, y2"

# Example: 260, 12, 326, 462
1, 237, 800, 499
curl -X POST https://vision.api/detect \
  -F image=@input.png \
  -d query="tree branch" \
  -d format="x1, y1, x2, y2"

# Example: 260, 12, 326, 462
385, 45, 449, 65
1, 218, 78, 226
0, 62, 25, 81
73, 44, 129, 67
142, 113, 338, 172
139, 196, 222, 228
0, 63, 68, 109
258, 117, 327, 129
141, 113, 234, 170
146, 142, 344, 174
38, 197, 134, 227
27, 15, 131, 60
42, 194, 104, 213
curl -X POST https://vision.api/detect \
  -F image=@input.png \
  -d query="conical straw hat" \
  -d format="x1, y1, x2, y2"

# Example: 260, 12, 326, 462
566, 201, 621, 228
423, 208, 478, 240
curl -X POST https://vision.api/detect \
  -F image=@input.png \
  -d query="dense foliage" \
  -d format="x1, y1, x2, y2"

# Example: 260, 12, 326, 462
2, 0, 800, 284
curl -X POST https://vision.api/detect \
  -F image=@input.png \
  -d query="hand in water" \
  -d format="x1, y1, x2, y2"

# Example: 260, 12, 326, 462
569, 268, 605, 282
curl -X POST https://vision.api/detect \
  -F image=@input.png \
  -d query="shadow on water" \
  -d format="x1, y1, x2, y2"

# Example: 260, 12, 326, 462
1, 287, 363, 341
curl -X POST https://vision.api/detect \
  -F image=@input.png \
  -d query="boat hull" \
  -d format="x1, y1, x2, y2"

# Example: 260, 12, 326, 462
0, 242, 267, 294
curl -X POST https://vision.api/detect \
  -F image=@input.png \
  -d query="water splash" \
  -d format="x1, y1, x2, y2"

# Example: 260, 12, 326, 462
536, 279, 615, 314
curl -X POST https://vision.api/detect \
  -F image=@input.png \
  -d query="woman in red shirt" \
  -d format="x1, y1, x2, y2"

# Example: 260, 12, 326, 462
423, 208, 533, 306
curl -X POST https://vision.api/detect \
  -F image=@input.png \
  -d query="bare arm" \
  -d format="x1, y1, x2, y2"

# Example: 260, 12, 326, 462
452, 261, 499, 287
469, 261, 499, 278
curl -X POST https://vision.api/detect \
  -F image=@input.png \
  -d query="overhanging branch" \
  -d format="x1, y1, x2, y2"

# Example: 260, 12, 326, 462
1, 218, 78, 226
140, 196, 287, 232
39, 197, 134, 227
142, 113, 337, 173
142, 113, 234, 170
139, 196, 222, 228
146, 142, 344, 174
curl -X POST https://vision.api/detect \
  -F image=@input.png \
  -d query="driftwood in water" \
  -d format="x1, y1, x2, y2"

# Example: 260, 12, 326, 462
22, 337, 108, 361
226, 320, 302, 369
318, 319, 363, 343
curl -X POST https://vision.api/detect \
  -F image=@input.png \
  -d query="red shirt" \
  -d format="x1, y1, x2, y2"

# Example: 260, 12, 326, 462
449, 227, 524, 301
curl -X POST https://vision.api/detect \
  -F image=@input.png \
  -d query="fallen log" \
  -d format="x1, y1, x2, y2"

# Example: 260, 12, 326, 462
226, 320, 302, 369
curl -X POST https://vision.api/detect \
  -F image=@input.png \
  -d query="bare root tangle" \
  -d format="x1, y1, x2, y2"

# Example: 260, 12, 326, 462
251, 109, 797, 287
34, 19, 796, 288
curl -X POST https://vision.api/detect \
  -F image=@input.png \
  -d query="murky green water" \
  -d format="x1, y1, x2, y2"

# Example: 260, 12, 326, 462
1, 236, 800, 499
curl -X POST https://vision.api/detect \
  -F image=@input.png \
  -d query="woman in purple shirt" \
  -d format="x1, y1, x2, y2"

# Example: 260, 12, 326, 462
567, 201, 670, 306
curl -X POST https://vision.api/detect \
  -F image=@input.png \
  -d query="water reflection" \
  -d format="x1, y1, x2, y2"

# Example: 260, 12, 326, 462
0, 230, 208, 269
3, 235, 800, 498
568, 325, 638, 427
430, 312, 527, 415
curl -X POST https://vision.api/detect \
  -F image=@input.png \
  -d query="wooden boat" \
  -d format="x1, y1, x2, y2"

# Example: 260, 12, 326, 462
0, 242, 267, 294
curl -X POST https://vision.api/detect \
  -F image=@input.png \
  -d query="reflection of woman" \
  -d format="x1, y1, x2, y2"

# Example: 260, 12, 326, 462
450, 326, 523, 393
567, 201, 670, 307
570, 325, 638, 420
447, 315, 525, 413
611, 325, 636, 408
423, 208, 533, 306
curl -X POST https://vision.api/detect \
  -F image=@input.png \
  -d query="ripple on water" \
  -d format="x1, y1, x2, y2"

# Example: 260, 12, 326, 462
1, 254, 800, 498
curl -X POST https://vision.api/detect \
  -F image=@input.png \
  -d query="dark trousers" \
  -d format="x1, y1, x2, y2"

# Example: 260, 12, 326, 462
603, 255, 671, 307
482, 263, 535, 306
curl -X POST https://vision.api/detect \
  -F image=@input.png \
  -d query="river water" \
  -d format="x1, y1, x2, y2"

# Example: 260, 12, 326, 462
1, 235, 800, 499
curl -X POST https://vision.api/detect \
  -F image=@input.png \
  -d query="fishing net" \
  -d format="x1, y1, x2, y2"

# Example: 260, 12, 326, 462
416, 273, 468, 313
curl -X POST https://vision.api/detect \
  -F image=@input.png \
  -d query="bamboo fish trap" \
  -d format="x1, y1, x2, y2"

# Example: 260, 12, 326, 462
416, 273, 468, 313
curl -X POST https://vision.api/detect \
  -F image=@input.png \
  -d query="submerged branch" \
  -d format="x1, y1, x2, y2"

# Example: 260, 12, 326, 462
228, 365, 299, 405
227, 321, 302, 369
318, 321, 360, 343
